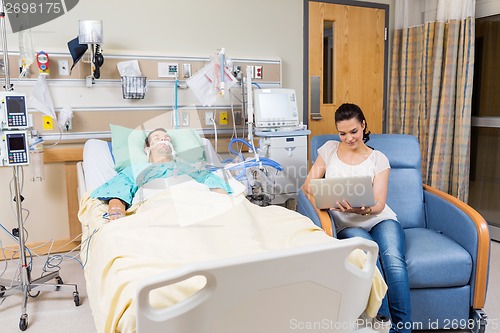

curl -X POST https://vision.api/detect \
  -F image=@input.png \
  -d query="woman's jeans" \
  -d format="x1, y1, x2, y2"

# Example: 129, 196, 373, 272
337, 219, 412, 333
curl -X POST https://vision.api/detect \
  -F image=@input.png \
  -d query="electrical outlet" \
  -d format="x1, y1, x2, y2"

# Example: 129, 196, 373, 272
63, 118, 72, 131
254, 66, 262, 79
182, 63, 192, 78
205, 111, 214, 126
180, 111, 190, 126
219, 111, 228, 125
58, 60, 70, 76
42, 116, 53, 130
234, 110, 243, 125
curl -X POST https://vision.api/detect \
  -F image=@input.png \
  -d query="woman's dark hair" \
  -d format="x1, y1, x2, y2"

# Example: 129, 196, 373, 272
334, 103, 371, 143
145, 128, 168, 147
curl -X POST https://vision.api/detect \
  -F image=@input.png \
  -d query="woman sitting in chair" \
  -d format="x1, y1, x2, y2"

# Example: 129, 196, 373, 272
302, 103, 411, 333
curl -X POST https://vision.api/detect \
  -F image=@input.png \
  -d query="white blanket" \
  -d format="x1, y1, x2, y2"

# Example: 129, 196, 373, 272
78, 186, 387, 333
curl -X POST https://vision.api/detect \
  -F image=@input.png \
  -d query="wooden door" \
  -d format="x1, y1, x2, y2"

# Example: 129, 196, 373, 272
307, 1, 387, 138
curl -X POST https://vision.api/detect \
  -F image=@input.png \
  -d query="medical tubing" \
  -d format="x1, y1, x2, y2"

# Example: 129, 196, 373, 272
0, 241, 8, 278
222, 137, 283, 181
226, 138, 250, 178
0, 231, 35, 273
39, 227, 93, 270
81, 231, 95, 268
214, 158, 282, 180
219, 48, 225, 94
229, 137, 253, 153
229, 131, 258, 164
228, 138, 248, 159
243, 158, 282, 171
222, 158, 283, 173
173, 76, 179, 128
228, 137, 283, 169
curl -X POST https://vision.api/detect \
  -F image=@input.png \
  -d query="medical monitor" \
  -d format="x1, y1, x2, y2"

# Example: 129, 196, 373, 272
1, 93, 29, 129
253, 89, 299, 129
4, 131, 29, 166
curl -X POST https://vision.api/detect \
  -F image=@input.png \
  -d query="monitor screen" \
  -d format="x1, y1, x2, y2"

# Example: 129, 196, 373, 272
4, 131, 29, 165
7, 133, 27, 151
2, 94, 28, 129
6, 95, 27, 116
253, 89, 299, 128
257, 94, 290, 119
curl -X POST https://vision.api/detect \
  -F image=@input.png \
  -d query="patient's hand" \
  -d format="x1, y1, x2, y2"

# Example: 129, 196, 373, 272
210, 187, 228, 195
108, 198, 126, 220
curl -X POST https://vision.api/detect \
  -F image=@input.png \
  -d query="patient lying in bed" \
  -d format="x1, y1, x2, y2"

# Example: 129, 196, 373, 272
78, 127, 388, 333
91, 128, 232, 220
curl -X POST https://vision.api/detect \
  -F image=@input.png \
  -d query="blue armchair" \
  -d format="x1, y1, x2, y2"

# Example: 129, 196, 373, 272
297, 134, 490, 331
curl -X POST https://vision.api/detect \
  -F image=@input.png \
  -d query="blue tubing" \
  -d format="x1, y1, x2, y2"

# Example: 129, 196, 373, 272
222, 138, 283, 180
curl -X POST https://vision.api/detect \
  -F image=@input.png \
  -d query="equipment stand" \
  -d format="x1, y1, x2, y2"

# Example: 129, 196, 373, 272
0, 166, 80, 331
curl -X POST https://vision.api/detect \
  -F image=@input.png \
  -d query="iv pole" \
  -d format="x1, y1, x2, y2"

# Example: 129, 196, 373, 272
0, 2, 79, 331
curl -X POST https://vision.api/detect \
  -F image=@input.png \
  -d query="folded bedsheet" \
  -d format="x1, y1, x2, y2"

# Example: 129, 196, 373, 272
78, 184, 387, 333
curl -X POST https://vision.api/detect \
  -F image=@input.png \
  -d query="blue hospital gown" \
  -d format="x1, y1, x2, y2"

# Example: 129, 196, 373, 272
91, 161, 232, 208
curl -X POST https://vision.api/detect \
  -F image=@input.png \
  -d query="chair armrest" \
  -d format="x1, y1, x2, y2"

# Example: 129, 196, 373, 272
297, 188, 335, 237
423, 184, 490, 309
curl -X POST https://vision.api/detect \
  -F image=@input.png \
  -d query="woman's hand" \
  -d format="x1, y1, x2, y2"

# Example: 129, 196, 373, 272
107, 198, 126, 220
330, 200, 372, 215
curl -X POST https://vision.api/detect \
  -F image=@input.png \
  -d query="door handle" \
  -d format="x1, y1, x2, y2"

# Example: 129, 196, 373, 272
310, 76, 322, 120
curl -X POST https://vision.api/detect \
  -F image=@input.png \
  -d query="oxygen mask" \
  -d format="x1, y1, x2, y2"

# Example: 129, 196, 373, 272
149, 139, 173, 150
147, 139, 176, 161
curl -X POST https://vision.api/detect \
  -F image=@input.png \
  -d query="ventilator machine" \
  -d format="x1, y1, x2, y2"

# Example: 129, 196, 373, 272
224, 66, 309, 207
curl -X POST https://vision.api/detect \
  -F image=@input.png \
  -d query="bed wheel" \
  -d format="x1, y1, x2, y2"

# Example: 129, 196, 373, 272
0, 285, 5, 297
74, 291, 80, 306
56, 276, 64, 285
19, 314, 28, 331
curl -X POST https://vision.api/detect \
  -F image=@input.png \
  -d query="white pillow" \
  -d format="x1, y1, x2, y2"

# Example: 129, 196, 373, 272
82, 139, 117, 193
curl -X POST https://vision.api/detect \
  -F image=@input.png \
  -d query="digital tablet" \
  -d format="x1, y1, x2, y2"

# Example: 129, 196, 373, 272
310, 176, 376, 209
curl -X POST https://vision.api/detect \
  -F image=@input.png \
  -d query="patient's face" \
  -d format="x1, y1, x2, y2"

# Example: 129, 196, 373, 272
147, 131, 173, 162
336, 118, 365, 149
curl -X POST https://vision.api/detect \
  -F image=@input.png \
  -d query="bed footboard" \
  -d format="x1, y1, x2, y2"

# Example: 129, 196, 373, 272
136, 238, 386, 333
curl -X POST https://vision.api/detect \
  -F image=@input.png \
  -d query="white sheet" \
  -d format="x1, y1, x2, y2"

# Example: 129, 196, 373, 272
78, 186, 387, 333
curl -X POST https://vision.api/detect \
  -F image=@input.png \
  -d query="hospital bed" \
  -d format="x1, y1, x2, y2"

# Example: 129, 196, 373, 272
75, 127, 389, 333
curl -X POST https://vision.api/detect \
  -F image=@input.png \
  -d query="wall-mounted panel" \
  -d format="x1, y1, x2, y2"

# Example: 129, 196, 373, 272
1, 50, 281, 145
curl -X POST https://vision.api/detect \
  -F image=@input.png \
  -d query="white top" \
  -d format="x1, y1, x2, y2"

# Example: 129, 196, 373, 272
317, 141, 397, 231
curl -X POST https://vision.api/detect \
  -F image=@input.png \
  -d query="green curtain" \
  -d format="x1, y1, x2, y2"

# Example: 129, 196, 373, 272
388, 17, 475, 202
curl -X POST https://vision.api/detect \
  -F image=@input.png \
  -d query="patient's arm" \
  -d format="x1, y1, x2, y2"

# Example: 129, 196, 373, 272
108, 198, 126, 220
